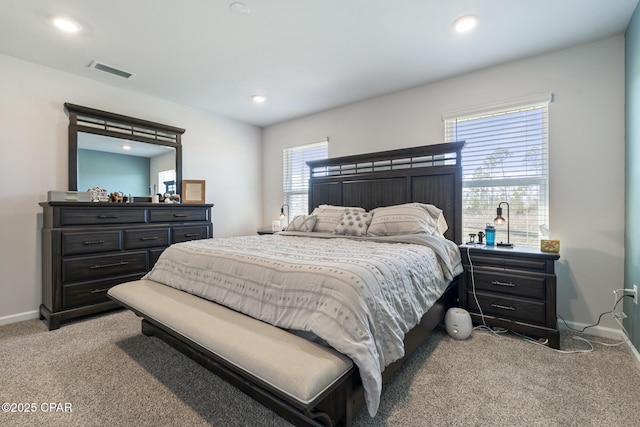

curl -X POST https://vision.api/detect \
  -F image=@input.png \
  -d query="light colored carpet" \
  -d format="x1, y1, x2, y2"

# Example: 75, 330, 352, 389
1, 310, 639, 427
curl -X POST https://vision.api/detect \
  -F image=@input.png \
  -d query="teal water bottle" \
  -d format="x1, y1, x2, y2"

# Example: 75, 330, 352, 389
485, 224, 495, 245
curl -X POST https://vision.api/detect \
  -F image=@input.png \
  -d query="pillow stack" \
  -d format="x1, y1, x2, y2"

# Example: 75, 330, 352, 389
287, 203, 448, 237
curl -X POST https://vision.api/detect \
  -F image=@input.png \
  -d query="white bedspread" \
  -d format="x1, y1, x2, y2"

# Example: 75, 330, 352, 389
144, 233, 462, 416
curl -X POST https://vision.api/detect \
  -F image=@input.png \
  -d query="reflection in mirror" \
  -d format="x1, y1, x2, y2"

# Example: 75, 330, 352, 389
77, 133, 176, 197
65, 103, 184, 201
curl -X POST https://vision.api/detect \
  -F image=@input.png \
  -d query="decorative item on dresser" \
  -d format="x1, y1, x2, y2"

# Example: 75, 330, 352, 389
459, 244, 561, 349
39, 202, 213, 330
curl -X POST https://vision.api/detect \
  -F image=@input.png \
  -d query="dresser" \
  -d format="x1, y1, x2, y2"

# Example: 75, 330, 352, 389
39, 202, 213, 330
459, 244, 561, 349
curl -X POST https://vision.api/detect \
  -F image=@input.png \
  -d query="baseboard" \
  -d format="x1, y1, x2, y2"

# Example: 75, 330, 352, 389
558, 319, 624, 340
0, 310, 40, 326
626, 340, 640, 371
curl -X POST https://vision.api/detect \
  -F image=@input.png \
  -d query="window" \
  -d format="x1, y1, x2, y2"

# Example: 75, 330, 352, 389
283, 139, 329, 219
158, 169, 176, 195
444, 95, 552, 247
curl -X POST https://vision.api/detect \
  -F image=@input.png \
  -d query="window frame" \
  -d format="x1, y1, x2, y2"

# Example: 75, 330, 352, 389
282, 139, 329, 221
443, 94, 552, 247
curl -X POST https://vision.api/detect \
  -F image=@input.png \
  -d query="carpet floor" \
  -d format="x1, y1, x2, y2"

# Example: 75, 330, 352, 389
1, 310, 639, 426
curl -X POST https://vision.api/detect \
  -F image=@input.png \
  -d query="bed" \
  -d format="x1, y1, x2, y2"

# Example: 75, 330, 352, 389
108, 141, 464, 427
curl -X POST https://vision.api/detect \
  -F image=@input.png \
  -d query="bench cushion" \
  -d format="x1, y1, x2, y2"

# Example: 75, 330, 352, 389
108, 279, 354, 405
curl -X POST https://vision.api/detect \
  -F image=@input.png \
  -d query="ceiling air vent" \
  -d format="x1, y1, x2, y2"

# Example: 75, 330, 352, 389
88, 60, 135, 79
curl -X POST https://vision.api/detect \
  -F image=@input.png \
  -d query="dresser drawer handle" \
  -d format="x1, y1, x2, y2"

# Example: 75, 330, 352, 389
89, 288, 110, 294
83, 240, 105, 245
140, 236, 159, 241
184, 233, 200, 237
89, 261, 129, 269
173, 213, 189, 217
97, 215, 119, 219
491, 303, 516, 311
491, 280, 516, 287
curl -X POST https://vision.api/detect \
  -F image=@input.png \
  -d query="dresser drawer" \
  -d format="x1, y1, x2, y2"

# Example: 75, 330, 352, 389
124, 228, 170, 249
60, 208, 146, 225
172, 225, 210, 243
149, 247, 166, 269
469, 269, 546, 299
467, 291, 546, 325
62, 231, 122, 256
62, 274, 144, 309
149, 207, 209, 223
62, 252, 148, 283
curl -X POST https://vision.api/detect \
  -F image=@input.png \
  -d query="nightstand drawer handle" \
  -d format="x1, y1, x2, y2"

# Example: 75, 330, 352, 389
491, 303, 516, 311
89, 288, 109, 294
173, 213, 189, 217
184, 233, 200, 237
140, 236, 159, 241
491, 280, 516, 287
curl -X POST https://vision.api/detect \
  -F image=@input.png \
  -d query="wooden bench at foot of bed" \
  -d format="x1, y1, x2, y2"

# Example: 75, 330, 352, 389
108, 279, 360, 427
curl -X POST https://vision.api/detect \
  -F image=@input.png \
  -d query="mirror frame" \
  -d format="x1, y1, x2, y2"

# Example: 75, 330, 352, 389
64, 102, 184, 196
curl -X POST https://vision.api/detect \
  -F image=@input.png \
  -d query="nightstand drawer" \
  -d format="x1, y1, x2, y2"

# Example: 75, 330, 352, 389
467, 291, 546, 325
470, 270, 546, 299
465, 253, 549, 272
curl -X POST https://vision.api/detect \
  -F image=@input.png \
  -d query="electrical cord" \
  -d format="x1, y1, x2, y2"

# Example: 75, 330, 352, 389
557, 294, 627, 333
466, 246, 507, 337
526, 291, 634, 353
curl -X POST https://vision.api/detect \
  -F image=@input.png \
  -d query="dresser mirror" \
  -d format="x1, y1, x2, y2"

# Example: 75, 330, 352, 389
65, 103, 184, 201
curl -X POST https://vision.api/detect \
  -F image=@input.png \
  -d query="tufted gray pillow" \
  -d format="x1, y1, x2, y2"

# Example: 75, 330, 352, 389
285, 215, 318, 232
311, 206, 365, 233
334, 209, 372, 237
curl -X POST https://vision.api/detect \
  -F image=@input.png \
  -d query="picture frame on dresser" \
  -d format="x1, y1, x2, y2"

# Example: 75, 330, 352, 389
182, 180, 206, 204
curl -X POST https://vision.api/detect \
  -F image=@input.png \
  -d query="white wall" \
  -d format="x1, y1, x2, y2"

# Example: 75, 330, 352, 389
262, 36, 626, 335
0, 53, 262, 324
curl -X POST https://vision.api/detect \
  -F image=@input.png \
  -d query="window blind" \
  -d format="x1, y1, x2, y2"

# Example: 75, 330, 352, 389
444, 95, 551, 247
282, 139, 328, 220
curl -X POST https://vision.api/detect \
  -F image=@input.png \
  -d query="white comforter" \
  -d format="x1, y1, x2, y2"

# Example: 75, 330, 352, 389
144, 232, 462, 416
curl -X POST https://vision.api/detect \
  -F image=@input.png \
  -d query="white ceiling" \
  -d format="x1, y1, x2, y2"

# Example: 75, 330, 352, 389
0, 0, 637, 127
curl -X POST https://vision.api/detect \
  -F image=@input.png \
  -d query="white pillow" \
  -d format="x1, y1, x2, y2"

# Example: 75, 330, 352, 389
334, 209, 372, 237
285, 215, 317, 232
367, 203, 447, 237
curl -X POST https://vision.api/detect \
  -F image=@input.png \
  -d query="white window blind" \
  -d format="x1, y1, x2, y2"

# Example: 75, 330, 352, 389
444, 95, 551, 247
283, 139, 329, 220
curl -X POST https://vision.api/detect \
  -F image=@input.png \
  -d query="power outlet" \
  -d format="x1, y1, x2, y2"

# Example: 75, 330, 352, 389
634, 284, 638, 305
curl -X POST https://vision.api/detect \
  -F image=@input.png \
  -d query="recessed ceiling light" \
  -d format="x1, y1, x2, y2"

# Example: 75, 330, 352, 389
122, 144, 132, 150
230, 2, 250, 15
252, 95, 266, 103
50, 15, 82, 34
453, 14, 478, 33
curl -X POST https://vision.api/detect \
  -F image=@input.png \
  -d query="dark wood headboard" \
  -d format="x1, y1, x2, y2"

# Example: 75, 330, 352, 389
307, 141, 464, 244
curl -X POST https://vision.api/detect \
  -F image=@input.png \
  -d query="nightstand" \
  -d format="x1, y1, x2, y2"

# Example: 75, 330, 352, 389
459, 244, 561, 349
